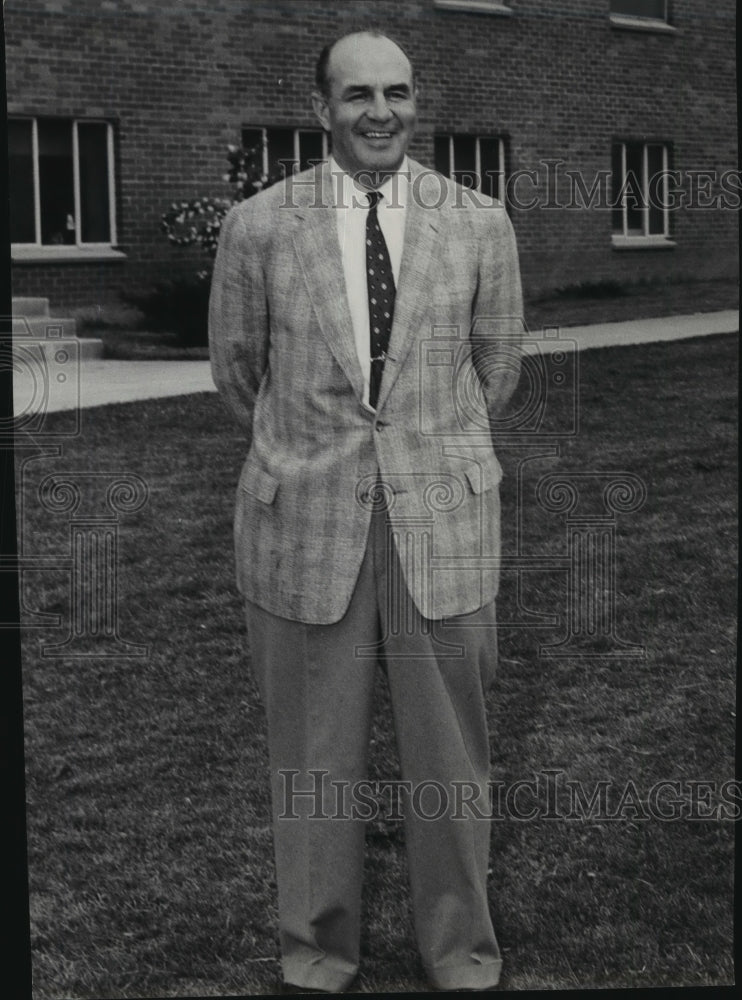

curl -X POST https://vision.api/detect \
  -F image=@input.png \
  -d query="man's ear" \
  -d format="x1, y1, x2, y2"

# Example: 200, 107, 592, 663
311, 91, 331, 131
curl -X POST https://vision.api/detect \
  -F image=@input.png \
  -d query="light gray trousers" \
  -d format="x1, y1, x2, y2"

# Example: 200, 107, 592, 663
245, 507, 502, 992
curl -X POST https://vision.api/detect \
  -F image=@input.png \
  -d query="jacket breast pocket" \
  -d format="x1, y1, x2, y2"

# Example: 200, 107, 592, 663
238, 455, 279, 505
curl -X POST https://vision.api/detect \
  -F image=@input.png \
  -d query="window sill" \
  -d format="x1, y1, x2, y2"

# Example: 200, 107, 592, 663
434, 0, 513, 15
612, 234, 676, 250
609, 14, 678, 34
12, 245, 128, 263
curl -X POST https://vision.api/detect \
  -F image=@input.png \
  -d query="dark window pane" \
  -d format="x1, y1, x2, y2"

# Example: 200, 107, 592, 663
433, 135, 450, 177
611, 0, 666, 20
479, 136, 503, 199
9, 119, 35, 243
38, 118, 75, 245
241, 128, 263, 152
78, 123, 111, 242
611, 142, 623, 233
266, 127, 296, 179
646, 144, 665, 235
297, 131, 324, 170
452, 135, 477, 189
624, 142, 645, 235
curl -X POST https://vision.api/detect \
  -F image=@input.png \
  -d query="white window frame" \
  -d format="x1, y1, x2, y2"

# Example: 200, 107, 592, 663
10, 117, 117, 249
612, 140, 675, 249
441, 134, 507, 202
433, 0, 513, 15
243, 126, 329, 177
609, 0, 677, 34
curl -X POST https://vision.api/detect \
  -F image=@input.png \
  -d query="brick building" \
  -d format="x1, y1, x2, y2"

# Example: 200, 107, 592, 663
5, 0, 738, 310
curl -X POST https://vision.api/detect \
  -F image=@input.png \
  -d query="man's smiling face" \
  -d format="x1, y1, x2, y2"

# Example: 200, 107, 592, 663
313, 32, 417, 186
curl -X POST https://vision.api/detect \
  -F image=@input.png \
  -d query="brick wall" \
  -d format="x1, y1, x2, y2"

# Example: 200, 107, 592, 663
6, 0, 738, 309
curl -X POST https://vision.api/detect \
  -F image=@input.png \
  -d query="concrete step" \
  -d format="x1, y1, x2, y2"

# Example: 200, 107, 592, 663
12, 296, 50, 317
13, 315, 78, 338
12, 315, 104, 360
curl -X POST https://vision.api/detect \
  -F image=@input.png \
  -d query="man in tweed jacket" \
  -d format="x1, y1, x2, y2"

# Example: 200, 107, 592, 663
209, 29, 524, 994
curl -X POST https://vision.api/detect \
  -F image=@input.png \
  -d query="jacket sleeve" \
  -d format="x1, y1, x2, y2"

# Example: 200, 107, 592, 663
208, 202, 270, 440
470, 204, 526, 424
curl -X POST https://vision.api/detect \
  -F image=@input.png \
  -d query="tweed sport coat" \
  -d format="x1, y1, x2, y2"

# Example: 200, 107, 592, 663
209, 158, 524, 624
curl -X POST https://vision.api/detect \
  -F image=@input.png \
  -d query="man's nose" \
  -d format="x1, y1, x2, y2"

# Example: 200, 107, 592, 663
368, 93, 393, 121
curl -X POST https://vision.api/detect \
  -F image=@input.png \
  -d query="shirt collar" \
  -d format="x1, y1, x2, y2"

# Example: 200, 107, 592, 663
329, 155, 409, 210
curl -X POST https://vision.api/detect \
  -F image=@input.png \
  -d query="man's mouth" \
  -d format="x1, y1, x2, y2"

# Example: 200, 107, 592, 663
360, 131, 396, 139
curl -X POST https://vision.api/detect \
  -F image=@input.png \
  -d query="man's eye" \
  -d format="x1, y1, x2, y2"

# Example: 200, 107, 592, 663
388, 90, 409, 100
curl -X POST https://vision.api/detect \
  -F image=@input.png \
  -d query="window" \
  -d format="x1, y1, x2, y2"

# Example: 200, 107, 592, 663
9, 117, 117, 246
241, 126, 328, 180
610, 0, 667, 19
611, 140, 673, 246
609, 1, 675, 31
434, 134, 507, 201
433, 0, 513, 14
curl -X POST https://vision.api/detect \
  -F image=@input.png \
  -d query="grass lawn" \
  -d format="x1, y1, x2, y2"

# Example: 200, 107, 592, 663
18, 333, 737, 996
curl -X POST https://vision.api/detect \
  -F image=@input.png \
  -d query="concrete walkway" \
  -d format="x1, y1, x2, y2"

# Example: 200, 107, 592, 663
552, 309, 738, 352
12, 310, 738, 415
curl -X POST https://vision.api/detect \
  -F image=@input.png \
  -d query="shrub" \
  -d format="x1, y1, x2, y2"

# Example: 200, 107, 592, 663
160, 143, 283, 258
153, 142, 284, 347
73, 303, 146, 333
123, 272, 212, 348
552, 279, 628, 300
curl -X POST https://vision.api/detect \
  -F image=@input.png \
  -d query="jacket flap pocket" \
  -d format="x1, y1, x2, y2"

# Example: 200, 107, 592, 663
239, 457, 279, 504
464, 457, 503, 495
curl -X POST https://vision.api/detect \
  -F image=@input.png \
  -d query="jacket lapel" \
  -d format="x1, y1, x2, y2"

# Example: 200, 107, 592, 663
291, 163, 365, 401
290, 160, 443, 410
375, 163, 442, 412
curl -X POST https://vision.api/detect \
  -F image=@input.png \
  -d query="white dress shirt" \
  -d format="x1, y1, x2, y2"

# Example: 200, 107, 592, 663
329, 156, 409, 408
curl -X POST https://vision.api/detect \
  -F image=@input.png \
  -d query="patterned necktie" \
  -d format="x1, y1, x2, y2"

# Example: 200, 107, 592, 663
365, 190, 395, 409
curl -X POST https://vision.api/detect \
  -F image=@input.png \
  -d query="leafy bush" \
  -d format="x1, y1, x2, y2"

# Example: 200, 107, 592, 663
151, 142, 285, 346
160, 143, 283, 258
123, 272, 212, 348
73, 303, 147, 333
552, 279, 628, 300
160, 198, 232, 258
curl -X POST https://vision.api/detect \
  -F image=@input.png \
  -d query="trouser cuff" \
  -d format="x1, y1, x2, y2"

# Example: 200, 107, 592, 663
425, 958, 502, 991
281, 957, 357, 993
